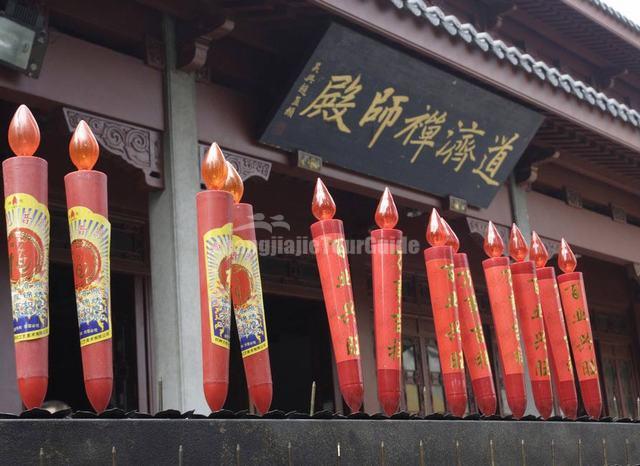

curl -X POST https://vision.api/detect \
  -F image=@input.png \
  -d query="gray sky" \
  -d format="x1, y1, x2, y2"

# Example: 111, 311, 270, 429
602, 0, 640, 23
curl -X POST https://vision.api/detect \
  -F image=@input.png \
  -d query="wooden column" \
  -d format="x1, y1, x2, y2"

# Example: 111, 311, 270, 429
507, 175, 539, 417
148, 15, 205, 413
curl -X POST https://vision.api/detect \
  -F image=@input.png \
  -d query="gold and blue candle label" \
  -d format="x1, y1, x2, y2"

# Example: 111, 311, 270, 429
68, 206, 111, 346
231, 236, 268, 358
5, 193, 50, 342
204, 223, 233, 348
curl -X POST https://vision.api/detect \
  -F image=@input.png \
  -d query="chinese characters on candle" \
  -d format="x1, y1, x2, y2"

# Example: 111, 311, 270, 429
481, 221, 526, 418
530, 231, 578, 418
311, 179, 364, 412
443, 219, 497, 415
557, 239, 602, 418
423, 209, 467, 417
508, 224, 553, 418
371, 188, 403, 416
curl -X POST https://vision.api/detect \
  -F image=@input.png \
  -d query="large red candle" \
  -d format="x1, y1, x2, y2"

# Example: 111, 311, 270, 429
2, 105, 49, 409
508, 224, 553, 418
196, 144, 233, 411
442, 219, 497, 416
310, 179, 363, 412
64, 121, 112, 413
423, 209, 467, 417
482, 221, 526, 418
371, 188, 402, 416
530, 232, 577, 418
225, 162, 273, 414
557, 239, 602, 418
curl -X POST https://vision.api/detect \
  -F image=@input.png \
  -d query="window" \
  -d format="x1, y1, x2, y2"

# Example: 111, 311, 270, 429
598, 341, 639, 418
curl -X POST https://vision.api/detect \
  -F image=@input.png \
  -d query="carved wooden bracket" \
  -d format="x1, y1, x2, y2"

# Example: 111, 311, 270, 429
467, 217, 560, 258
63, 107, 163, 189
198, 143, 271, 183
177, 17, 235, 73
595, 66, 629, 91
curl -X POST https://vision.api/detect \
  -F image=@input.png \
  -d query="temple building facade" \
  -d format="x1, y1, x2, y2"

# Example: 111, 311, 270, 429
0, 0, 638, 425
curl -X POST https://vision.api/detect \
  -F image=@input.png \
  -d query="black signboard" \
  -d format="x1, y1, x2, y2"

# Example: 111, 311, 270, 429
260, 23, 544, 208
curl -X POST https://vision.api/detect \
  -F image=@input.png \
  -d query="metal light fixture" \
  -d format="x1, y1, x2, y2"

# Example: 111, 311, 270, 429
0, 0, 48, 78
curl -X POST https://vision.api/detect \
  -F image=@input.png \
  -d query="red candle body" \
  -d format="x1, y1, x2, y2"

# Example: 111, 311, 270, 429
231, 202, 272, 414
453, 253, 496, 415
371, 228, 402, 416
424, 246, 467, 417
2, 156, 49, 409
510, 261, 553, 418
482, 256, 526, 418
537, 267, 577, 418
311, 219, 363, 412
557, 272, 602, 418
196, 190, 233, 411
65, 170, 112, 413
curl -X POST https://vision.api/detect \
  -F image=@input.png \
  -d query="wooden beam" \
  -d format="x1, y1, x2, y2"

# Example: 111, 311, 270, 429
0, 30, 164, 130
559, 0, 640, 52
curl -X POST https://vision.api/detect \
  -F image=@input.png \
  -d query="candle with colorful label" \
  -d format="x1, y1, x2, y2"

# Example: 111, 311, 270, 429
310, 178, 363, 412
423, 209, 467, 417
225, 161, 273, 414
2, 105, 49, 409
442, 219, 496, 416
371, 188, 402, 416
196, 143, 233, 411
481, 221, 526, 418
508, 224, 553, 418
64, 121, 112, 412
557, 239, 602, 418
530, 232, 578, 419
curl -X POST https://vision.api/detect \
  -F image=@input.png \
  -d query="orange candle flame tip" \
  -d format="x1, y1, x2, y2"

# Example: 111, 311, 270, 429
202, 142, 228, 190
375, 187, 398, 229
426, 208, 447, 247
440, 217, 460, 253
558, 238, 577, 273
222, 161, 243, 203
530, 231, 549, 268
8, 104, 40, 157
69, 120, 99, 170
484, 221, 504, 258
508, 223, 528, 262
312, 178, 336, 221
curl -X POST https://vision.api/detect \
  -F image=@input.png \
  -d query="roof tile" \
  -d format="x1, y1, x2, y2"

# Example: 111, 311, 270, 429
390, 0, 640, 130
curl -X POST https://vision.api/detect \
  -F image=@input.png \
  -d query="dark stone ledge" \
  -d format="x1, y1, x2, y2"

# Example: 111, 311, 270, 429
0, 419, 639, 465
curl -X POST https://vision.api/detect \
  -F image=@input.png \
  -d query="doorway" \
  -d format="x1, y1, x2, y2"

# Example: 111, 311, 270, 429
226, 293, 335, 413
46, 262, 139, 412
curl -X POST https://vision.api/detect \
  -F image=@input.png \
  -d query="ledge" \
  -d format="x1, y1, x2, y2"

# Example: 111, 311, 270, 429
0, 414, 638, 464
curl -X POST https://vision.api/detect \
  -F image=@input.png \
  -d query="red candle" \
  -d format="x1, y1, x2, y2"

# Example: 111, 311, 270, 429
196, 143, 233, 411
530, 232, 577, 418
423, 209, 467, 417
371, 188, 402, 416
557, 239, 602, 418
2, 105, 49, 409
481, 221, 526, 418
442, 219, 497, 416
508, 224, 553, 418
310, 178, 363, 412
225, 162, 273, 414
64, 121, 112, 413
